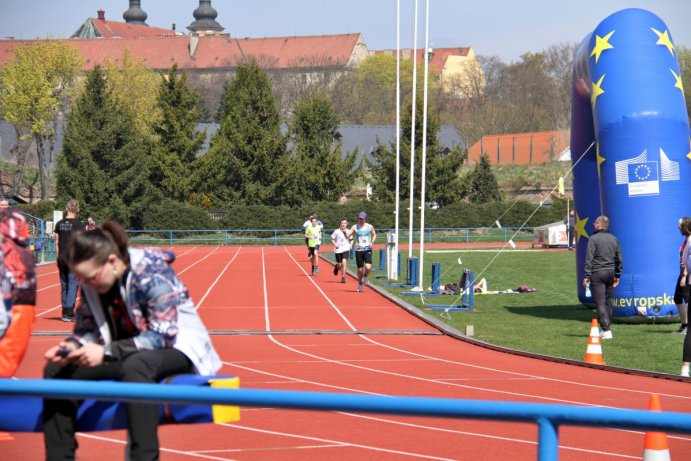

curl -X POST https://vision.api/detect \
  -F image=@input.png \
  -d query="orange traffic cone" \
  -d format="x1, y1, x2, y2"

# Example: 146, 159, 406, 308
0, 431, 14, 441
584, 318, 606, 365
642, 394, 671, 460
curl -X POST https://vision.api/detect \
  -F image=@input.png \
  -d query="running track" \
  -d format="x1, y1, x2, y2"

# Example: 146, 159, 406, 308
4, 246, 691, 460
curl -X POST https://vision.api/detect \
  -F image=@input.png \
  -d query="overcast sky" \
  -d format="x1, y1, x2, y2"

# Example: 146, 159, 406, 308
2, 0, 690, 63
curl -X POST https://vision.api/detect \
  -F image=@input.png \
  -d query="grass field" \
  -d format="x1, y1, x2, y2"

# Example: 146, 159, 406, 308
330, 248, 686, 376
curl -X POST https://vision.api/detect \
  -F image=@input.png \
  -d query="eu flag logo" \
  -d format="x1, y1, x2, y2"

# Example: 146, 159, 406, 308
627, 161, 659, 196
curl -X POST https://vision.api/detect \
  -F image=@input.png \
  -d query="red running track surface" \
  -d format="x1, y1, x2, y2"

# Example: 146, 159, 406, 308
4, 245, 691, 460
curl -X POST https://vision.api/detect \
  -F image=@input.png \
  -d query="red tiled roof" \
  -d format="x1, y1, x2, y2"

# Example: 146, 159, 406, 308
468, 131, 569, 165
91, 18, 176, 38
374, 47, 470, 73
238, 34, 362, 68
0, 33, 362, 71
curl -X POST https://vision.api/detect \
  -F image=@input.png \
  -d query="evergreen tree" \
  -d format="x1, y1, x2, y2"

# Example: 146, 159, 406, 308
290, 91, 355, 203
193, 60, 288, 205
371, 98, 466, 206
151, 64, 206, 201
55, 66, 154, 227
467, 154, 501, 204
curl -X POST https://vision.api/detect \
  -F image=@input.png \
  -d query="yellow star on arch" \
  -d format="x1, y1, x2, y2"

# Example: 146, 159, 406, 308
671, 69, 684, 93
687, 138, 691, 161
590, 30, 615, 63
596, 144, 605, 178
651, 28, 675, 56
591, 75, 605, 107
575, 212, 590, 243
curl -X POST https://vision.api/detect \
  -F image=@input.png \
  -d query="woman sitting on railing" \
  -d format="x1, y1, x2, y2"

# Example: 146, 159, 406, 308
43, 221, 221, 461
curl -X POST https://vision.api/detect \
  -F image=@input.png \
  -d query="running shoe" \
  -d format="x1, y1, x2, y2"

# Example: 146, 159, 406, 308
341, 276, 346, 283
334, 264, 339, 276
357, 281, 364, 292
314, 267, 320, 275
600, 330, 613, 339
311, 266, 315, 276
61, 307, 75, 322
675, 325, 687, 334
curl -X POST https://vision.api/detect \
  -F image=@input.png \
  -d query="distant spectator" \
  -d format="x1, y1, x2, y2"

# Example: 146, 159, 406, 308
86, 216, 96, 231
0, 197, 9, 209
565, 209, 576, 250
54, 200, 84, 322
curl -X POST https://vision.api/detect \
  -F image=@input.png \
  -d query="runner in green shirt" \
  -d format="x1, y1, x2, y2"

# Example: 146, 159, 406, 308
304, 215, 323, 275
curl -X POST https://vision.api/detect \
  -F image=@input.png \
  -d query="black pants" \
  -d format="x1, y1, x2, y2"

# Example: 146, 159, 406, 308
43, 348, 193, 461
591, 270, 614, 331
684, 330, 691, 362
674, 271, 689, 305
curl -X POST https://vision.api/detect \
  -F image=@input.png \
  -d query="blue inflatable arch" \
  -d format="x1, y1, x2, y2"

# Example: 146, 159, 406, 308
570, 8, 690, 318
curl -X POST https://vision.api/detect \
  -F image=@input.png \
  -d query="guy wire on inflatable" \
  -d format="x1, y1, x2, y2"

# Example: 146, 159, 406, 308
571, 8, 690, 319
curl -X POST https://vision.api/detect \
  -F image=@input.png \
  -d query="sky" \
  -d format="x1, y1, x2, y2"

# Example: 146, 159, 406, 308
1, 0, 690, 63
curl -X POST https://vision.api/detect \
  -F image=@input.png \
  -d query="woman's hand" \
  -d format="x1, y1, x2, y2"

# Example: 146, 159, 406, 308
69, 343, 106, 368
45, 341, 79, 366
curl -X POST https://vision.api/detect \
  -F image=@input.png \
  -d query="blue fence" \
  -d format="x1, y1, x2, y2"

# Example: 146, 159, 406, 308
124, 227, 533, 247
0, 379, 688, 461
30, 227, 534, 263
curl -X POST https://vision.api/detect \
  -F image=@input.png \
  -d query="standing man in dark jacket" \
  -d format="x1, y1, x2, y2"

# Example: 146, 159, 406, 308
565, 209, 576, 250
54, 200, 84, 322
583, 215, 623, 339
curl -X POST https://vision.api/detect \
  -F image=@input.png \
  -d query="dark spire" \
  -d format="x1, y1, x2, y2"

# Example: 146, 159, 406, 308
123, 0, 148, 26
188, 0, 224, 34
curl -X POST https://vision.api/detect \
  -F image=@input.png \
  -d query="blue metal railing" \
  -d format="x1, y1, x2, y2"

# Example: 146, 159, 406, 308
32, 226, 534, 263
0, 379, 688, 461
122, 227, 533, 247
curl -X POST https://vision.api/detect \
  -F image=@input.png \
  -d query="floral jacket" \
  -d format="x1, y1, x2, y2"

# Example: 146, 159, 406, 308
71, 248, 221, 376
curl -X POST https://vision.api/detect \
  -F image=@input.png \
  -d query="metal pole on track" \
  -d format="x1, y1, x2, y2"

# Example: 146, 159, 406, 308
391, 0, 401, 281
408, 0, 419, 260
414, 0, 431, 292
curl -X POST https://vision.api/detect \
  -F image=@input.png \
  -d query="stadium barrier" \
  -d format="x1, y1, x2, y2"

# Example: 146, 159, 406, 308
31, 227, 534, 263
123, 227, 534, 247
1, 378, 690, 461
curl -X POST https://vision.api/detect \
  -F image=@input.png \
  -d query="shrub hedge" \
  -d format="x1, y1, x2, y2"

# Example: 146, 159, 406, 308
141, 198, 219, 231
17, 198, 568, 231
218, 198, 568, 230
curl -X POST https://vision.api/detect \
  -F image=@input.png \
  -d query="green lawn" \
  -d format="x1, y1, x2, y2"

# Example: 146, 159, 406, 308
329, 248, 685, 376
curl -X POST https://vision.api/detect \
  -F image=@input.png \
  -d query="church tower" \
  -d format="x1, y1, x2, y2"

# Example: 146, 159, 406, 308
188, 0, 224, 34
123, 0, 148, 26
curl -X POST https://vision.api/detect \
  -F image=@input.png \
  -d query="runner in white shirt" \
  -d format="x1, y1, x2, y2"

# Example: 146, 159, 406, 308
331, 218, 352, 284
347, 211, 376, 292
